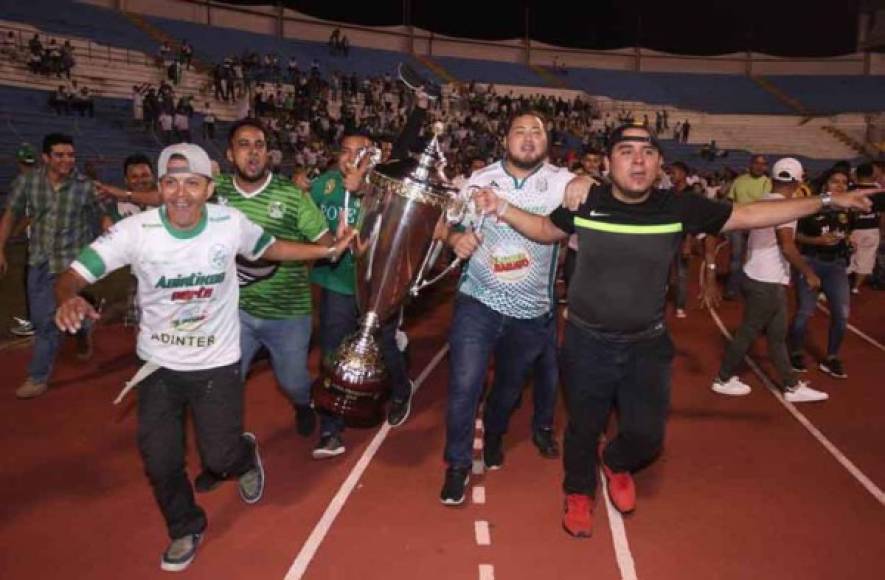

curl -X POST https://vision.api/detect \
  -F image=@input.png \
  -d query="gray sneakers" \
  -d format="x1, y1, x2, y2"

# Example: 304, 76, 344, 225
238, 432, 264, 504
16, 377, 48, 399
160, 533, 202, 572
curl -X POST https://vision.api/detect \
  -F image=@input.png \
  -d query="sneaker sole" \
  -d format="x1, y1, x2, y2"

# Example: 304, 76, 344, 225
387, 401, 411, 428
312, 447, 345, 460
160, 534, 202, 572
239, 433, 264, 504
785, 395, 829, 403
818, 364, 847, 379
562, 523, 592, 538
439, 474, 469, 506
711, 384, 751, 396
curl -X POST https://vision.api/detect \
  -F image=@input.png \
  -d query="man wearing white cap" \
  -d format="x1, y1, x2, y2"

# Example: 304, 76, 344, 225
51, 143, 355, 572
712, 158, 829, 403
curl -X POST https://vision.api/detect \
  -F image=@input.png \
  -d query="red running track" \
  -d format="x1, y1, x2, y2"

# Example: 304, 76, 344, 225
0, 279, 883, 579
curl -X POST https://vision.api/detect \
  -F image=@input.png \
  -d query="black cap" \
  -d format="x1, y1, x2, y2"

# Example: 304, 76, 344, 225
606, 124, 661, 155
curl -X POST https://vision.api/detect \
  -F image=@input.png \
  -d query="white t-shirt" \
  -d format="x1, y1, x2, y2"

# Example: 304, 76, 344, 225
71, 205, 274, 371
458, 161, 575, 318
742, 193, 796, 285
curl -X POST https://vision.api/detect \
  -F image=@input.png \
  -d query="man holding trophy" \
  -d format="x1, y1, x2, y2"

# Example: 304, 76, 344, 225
439, 111, 592, 506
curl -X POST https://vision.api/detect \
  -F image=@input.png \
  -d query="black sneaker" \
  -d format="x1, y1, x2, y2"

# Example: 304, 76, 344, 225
790, 353, 808, 373
194, 470, 223, 494
238, 432, 264, 504
387, 381, 415, 427
483, 433, 504, 470
819, 357, 847, 379
312, 433, 345, 460
532, 428, 560, 459
160, 533, 202, 572
439, 466, 470, 506
295, 404, 316, 437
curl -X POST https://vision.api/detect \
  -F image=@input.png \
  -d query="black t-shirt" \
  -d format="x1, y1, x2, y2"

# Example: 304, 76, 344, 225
796, 208, 851, 257
550, 184, 732, 334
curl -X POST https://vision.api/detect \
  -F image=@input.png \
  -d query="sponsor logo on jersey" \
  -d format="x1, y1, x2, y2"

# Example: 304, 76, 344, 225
324, 178, 337, 195
489, 242, 532, 282
150, 332, 216, 348
268, 200, 286, 219
235, 255, 278, 287
155, 272, 225, 289
171, 303, 210, 332
170, 287, 214, 302
216, 196, 229, 206
536, 177, 548, 192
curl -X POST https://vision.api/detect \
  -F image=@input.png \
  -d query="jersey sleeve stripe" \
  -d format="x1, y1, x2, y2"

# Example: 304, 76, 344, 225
253, 232, 276, 256
73, 247, 106, 281
310, 228, 329, 242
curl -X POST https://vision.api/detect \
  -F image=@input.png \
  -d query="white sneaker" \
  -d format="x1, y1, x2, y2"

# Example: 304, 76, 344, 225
784, 381, 829, 403
712, 376, 751, 396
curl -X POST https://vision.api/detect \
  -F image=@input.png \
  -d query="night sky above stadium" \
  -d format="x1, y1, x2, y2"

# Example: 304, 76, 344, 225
228, 0, 862, 57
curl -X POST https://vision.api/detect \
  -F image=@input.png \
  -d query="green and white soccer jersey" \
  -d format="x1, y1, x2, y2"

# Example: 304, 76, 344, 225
458, 161, 575, 319
213, 173, 328, 318
71, 205, 274, 371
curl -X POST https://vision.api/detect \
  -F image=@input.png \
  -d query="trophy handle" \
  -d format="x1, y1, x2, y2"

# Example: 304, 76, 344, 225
410, 212, 486, 296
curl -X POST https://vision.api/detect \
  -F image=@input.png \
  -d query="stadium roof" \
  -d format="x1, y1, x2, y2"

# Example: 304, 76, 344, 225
225, 0, 865, 57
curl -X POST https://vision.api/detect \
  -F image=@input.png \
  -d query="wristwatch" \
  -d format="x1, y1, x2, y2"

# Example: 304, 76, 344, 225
327, 244, 340, 263
819, 192, 833, 208
706, 263, 717, 271
125, 191, 133, 202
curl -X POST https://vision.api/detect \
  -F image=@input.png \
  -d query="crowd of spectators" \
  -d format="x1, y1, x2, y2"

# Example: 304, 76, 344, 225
2, 31, 76, 78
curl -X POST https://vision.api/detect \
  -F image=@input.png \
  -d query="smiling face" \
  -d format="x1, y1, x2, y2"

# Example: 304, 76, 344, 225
158, 156, 213, 229
125, 163, 155, 193
504, 114, 548, 172
227, 124, 269, 184
337, 135, 371, 174
607, 128, 662, 201
825, 171, 849, 194
42, 143, 75, 181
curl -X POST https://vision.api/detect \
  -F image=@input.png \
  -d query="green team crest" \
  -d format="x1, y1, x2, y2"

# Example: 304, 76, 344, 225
268, 201, 286, 219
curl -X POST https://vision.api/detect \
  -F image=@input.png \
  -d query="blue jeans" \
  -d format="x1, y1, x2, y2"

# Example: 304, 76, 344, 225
317, 288, 410, 436
27, 262, 61, 383
561, 322, 674, 495
725, 231, 747, 297
530, 328, 558, 434
239, 310, 312, 407
788, 255, 850, 358
444, 293, 557, 469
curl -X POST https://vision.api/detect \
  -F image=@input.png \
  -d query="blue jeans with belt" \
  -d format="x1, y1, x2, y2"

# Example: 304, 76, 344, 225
444, 293, 557, 469
239, 310, 312, 406
788, 254, 850, 358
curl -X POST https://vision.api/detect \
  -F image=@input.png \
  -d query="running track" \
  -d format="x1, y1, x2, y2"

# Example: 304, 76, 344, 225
1, 275, 883, 579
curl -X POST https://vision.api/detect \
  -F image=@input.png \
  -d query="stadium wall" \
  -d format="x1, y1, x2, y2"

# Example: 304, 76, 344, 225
83, 0, 884, 76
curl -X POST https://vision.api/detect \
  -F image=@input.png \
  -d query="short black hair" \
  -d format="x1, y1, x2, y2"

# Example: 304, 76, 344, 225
670, 161, 690, 174
505, 109, 549, 135
123, 153, 153, 175
42, 133, 73, 154
227, 118, 268, 146
856, 162, 874, 180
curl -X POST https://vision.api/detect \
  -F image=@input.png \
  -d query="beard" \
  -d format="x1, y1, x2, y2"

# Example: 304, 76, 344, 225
506, 151, 545, 172
235, 160, 269, 184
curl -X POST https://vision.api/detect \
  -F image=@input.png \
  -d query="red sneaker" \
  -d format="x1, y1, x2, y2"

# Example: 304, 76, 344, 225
562, 493, 593, 538
602, 463, 636, 514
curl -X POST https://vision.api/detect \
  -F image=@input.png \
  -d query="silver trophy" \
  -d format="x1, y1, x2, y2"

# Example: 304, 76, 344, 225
312, 123, 476, 426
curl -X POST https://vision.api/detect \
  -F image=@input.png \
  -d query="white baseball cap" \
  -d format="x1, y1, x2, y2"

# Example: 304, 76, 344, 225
771, 157, 803, 182
158, 143, 213, 179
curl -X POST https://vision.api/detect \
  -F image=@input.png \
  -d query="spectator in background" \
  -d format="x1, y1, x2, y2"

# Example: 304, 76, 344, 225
158, 109, 173, 144
203, 102, 216, 140
180, 39, 193, 70
6, 144, 40, 338
61, 40, 75, 78
174, 100, 191, 143
71, 86, 94, 117
848, 163, 882, 293
724, 154, 771, 299
668, 161, 696, 319
49, 85, 70, 115
681, 119, 691, 143
0, 133, 111, 399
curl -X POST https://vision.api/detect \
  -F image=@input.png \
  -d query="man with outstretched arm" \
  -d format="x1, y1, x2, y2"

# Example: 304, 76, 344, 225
471, 124, 879, 538
53, 143, 354, 572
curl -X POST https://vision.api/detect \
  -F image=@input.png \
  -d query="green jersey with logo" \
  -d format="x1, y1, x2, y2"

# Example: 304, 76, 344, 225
309, 169, 360, 295
213, 173, 328, 318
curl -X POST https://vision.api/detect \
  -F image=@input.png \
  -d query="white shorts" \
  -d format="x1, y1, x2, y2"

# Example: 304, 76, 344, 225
849, 229, 880, 275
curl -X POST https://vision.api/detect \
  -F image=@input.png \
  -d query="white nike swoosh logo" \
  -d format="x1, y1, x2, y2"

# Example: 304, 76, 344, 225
588, 210, 609, 217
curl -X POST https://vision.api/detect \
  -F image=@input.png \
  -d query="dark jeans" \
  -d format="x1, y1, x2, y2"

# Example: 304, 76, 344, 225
789, 255, 850, 358
725, 231, 748, 297
27, 262, 61, 383
561, 322, 673, 496
444, 293, 558, 468
316, 288, 410, 436
137, 362, 254, 539
529, 330, 558, 434
671, 252, 689, 310
719, 277, 796, 389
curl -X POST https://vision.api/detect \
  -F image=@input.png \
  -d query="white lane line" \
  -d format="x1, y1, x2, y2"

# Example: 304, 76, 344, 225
473, 437, 484, 451
472, 485, 486, 504
474, 520, 491, 546
475, 418, 484, 430
708, 308, 885, 506
284, 344, 450, 580
815, 303, 885, 353
472, 459, 485, 475
478, 563, 495, 580
600, 469, 639, 580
